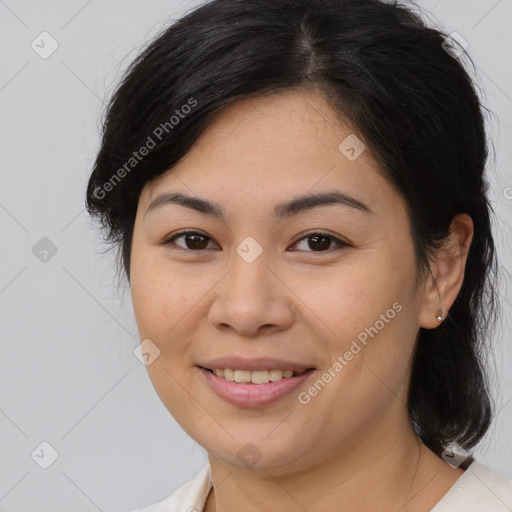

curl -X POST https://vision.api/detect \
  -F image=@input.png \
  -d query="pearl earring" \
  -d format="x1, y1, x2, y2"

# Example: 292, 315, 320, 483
436, 308, 444, 322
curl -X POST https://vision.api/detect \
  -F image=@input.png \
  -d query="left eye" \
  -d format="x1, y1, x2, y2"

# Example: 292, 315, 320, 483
162, 230, 348, 253
291, 232, 348, 252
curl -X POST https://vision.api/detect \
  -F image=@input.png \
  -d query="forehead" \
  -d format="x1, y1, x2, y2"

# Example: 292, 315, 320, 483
170, 89, 362, 169
142, 89, 401, 220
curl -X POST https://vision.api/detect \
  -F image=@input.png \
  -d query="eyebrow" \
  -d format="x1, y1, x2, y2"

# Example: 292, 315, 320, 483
145, 190, 373, 219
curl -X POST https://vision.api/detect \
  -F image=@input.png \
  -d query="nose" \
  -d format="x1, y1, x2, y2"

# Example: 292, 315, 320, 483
207, 249, 295, 338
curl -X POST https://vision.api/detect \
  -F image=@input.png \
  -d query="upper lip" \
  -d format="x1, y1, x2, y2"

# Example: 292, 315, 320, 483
198, 357, 315, 373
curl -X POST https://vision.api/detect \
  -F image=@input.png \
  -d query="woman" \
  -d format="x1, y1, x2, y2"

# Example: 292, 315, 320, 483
86, 0, 512, 510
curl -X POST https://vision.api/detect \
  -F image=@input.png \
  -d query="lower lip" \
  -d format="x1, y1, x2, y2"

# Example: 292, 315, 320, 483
199, 367, 316, 408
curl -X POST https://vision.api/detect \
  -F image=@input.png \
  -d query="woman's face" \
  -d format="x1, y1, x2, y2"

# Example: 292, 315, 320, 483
130, 89, 430, 474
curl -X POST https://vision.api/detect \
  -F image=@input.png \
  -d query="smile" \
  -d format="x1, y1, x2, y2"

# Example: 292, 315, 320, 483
198, 366, 316, 408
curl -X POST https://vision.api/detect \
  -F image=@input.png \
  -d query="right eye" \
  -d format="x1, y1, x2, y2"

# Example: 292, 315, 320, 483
162, 230, 219, 251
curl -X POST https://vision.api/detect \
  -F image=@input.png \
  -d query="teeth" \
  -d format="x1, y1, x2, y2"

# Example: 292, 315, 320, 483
251, 370, 270, 384
234, 370, 252, 383
211, 368, 297, 383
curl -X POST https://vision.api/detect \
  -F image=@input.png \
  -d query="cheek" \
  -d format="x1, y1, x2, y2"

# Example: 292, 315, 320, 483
130, 253, 227, 378
129, 255, 203, 420
289, 253, 404, 342
339, 300, 417, 407
130, 248, 199, 336
294, 249, 417, 388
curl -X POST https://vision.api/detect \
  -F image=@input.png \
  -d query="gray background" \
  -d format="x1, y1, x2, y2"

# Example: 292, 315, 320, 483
0, 1, 511, 511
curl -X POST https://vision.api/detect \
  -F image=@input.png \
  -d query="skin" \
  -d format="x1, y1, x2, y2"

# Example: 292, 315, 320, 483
129, 88, 474, 512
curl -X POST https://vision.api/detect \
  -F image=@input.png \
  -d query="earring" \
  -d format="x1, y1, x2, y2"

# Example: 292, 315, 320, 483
436, 308, 444, 322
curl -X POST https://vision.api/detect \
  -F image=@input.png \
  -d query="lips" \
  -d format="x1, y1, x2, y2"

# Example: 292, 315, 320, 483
197, 357, 317, 408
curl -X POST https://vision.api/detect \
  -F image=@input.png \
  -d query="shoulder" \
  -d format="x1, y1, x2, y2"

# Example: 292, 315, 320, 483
432, 460, 512, 512
129, 464, 212, 512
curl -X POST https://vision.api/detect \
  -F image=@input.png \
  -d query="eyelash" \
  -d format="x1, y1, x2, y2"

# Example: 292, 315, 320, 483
161, 230, 349, 253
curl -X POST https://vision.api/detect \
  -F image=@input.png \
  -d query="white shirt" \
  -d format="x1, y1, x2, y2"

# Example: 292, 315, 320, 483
130, 460, 512, 512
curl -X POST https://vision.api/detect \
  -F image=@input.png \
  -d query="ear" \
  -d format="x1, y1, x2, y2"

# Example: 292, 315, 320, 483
418, 213, 474, 329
